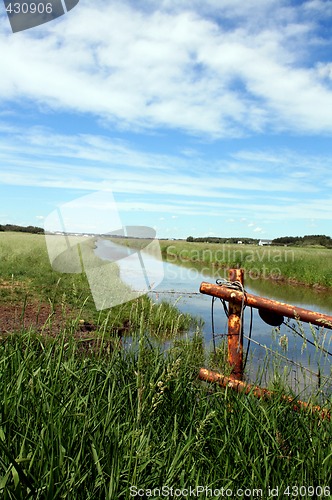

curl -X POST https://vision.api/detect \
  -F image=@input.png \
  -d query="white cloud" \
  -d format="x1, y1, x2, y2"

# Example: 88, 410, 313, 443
1, 126, 331, 228
316, 62, 332, 81
1, 1, 332, 136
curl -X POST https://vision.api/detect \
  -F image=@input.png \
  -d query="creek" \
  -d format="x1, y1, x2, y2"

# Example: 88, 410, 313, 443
95, 239, 332, 395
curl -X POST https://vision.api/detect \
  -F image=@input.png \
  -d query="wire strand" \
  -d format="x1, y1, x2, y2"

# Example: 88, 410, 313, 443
242, 334, 330, 380
283, 320, 332, 357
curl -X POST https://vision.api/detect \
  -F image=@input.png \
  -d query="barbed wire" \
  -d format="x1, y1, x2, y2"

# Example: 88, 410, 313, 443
148, 290, 201, 295
149, 286, 332, 379
283, 320, 332, 357
242, 334, 330, 380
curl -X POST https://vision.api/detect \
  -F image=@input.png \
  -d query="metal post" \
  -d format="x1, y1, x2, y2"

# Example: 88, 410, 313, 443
227, 268, 244, 380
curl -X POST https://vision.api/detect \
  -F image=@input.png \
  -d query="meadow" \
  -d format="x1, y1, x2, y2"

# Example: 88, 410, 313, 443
111, 237, 332, 288
0, 233, 331, 498
0, 232, 193, 340
0, 330, 331, 499
160, 240, 332, 289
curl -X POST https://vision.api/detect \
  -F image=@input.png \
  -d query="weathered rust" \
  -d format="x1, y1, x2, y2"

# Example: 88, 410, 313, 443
227, 269, 244, 381
198, 368, 330, 420
200, 281, 332, 330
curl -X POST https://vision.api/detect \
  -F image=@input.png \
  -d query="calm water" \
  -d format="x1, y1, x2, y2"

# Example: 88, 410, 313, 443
95, 239, 332, 394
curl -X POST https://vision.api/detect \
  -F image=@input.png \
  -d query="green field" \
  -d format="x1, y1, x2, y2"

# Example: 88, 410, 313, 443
0, 330, 331, 498
109, 237, 332, 288
0, 233, 331, 498
159, 240, 332, 288
0, 232, 193, 340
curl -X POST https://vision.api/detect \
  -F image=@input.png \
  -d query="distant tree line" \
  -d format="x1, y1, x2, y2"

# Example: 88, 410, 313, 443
272, 235, 332, 248
186, 236, 258, 244
186, 234, 332, 248
0, 224, 44, 234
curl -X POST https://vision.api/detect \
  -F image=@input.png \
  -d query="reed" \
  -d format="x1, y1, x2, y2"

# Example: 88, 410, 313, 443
0, 329, 330, 498
159, 240, 332, 288
0, 233, 193, 339
0, 234, 331, 498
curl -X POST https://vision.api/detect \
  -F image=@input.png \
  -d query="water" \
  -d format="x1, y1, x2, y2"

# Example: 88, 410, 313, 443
157, 260, 331, 391
95, 239, 332, 395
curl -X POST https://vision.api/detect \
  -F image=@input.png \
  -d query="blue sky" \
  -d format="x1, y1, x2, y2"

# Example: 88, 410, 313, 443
1, 0, 332, 239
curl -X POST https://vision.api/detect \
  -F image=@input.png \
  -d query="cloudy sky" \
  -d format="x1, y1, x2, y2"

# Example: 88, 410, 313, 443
1, 0, 332, 239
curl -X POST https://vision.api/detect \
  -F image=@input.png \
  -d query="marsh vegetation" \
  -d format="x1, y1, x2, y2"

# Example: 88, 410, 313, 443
0, 233, 331, 498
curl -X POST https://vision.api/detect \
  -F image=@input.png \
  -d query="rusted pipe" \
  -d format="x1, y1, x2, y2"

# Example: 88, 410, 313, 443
200, 281, 332, 330
198, 368, 330, 420
227, 269, 244, 380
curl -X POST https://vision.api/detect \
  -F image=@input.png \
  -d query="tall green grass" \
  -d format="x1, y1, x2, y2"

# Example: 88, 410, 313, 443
0, 233, 193, 338
0, 329, 331, 498
159, 240, 332, 288
1, 234, 331, 498
0, 232, 90, 306
106, 237, 332, 288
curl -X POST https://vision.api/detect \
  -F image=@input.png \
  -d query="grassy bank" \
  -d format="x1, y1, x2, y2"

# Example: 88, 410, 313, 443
0, 233, 193, 339
1, 232, 331, 498
159, 240, 332, 289
0, 330, 331, 498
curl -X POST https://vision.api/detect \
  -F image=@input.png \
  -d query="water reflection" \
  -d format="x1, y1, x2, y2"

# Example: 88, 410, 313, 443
164, 256, 332, 314
246, 277, 332, 314
158, 257, 332, 396
96, 243, 332, 395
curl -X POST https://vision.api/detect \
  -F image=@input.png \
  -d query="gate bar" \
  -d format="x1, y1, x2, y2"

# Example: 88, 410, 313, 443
198, 368, 330, 420
200, 280, 332, 330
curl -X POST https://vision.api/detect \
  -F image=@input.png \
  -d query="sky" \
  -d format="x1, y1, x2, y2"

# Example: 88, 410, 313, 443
1, 0, 332, 240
